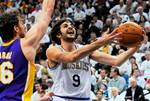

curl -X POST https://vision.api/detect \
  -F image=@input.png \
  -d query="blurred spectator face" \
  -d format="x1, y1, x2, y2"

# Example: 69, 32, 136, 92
119, 0, 124, 6
76, 7, 81, 13
106, 18, 112, 25
46, 79, 53, 88
110, 69, 117, 77
129, 57, 136, 64
79, 24, 83, 30
42, 74, 48, 84
145, 51, 150, 60
111, 87, 119, 97
64, 2, 69, 8
35, 5, 41, 11
100, 69, 107, 78
130, 78, 137, 88
96, 90, 103, 100
132, 69, 140, 77
35, 83, 42, 92
90, 32, 97, 40
75, 35, 83, 44
137, 6, 143, 15
30, 16, 35, 24
126, 0, 132, 5
39, 59, 47, 67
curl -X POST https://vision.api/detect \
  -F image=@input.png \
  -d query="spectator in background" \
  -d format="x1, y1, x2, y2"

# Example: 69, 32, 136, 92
46, 79, 53, 93
132, 6, 149, 23
75, 34, 85, 45
88, 32, 97, 43
125, 77, 145, 101
92, 16, 103, 30
103, 17, 114, 32
109, 87, 125, 101
108, 68, 126, 94
129, 68, 146, 89
139, 36, 150, 53
129, 56, 140, 71
125, 0, 137, 15
109, 0, 126, 18
74, 6, 86, 24
141, 51, 150, 79
96, 89, 107, 101
31, 82, 44, 101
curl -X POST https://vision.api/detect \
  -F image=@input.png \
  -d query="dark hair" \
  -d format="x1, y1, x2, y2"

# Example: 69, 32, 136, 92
0, 12, 19, 42
131, 68, 139, 76
112, 67, 120, 75
129, 56, 136, 60
50, 19, 74, 45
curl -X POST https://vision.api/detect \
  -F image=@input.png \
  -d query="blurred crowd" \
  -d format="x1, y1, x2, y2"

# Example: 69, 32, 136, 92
1, 0, 150, 101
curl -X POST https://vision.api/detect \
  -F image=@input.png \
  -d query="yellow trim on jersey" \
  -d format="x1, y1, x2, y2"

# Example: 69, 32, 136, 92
22, 63, 36, 101
2, 39, 15, 46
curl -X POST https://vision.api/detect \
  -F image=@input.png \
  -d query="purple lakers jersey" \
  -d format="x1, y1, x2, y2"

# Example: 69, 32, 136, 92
0, 38, 36, 101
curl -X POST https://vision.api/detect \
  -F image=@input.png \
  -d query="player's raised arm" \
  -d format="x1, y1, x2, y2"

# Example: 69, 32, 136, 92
46, 28, 122, 64
22, 0, 55, 49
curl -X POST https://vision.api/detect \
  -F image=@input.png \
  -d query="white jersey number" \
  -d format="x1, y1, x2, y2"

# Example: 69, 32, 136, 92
0, 61, 14, 84
72, 74, 80, 87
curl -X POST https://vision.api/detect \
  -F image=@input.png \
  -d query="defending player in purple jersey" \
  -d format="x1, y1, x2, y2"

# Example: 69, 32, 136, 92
0, 0, 55, 101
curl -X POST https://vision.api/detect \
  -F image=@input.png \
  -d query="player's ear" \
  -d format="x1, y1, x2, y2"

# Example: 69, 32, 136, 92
57, 34, 61, 38
14, 25, 19, 33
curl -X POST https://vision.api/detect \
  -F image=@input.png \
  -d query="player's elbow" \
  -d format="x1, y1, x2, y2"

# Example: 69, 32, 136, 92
111, 60, 120, 67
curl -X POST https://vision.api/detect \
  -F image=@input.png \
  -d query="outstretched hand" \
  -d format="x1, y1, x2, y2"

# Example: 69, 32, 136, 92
135, 30, 148, 47
42, 0, 55, 15
101, 28, 123, 44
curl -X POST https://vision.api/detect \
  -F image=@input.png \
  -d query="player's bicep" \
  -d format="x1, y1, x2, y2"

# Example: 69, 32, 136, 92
24, 22, 47, 48
46, 46, 74, 63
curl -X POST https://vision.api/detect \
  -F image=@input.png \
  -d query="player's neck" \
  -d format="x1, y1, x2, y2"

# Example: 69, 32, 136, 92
61, 40, 75, 52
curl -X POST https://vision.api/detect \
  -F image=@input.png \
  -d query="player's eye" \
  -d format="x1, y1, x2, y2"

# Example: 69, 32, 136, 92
63, 24, 68, 28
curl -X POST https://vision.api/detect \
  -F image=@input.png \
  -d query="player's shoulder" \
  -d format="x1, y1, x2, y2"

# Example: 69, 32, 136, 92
46, 44, 63, 54
48, 44, 60, 50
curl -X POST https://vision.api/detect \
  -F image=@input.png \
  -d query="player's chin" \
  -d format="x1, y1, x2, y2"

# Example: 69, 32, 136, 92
67, 34, 76, 39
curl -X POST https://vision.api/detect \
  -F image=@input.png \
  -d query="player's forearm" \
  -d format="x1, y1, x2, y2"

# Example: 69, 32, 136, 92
114, 46, 139, 66
68, 38, 110, 62
25, 0, 55, 48
39, 0, 55, 21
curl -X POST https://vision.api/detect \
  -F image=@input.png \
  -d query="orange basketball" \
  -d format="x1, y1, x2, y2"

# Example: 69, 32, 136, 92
117, 21, 145, 47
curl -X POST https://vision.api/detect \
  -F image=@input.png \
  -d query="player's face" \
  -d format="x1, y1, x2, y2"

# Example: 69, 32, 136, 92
60, 21, 76, 42
17, 17, 26, 38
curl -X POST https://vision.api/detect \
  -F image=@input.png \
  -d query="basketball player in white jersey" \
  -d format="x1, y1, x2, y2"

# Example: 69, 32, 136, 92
42, 19, 145, 101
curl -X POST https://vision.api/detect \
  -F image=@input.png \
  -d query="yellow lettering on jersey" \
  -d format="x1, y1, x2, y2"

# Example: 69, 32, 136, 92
6, 52, 12, 59
2, 52, 6, 59
0, 52, 12, 59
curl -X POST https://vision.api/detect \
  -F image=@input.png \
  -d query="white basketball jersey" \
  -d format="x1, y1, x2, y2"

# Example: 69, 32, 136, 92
50, 44, 91, 99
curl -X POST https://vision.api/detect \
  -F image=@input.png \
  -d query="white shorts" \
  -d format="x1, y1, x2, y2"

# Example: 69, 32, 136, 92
51, 96, 90, 101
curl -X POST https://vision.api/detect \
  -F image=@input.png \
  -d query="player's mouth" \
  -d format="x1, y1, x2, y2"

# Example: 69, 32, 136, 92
67, 29, 74, 35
